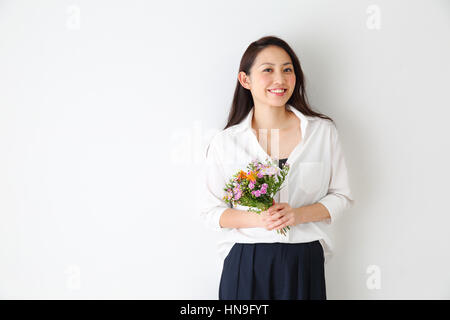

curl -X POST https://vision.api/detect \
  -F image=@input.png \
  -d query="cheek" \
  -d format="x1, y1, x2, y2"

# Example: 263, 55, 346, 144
255, 76, 272, 92
288, 75, 296, 87
259, 74, 273, 86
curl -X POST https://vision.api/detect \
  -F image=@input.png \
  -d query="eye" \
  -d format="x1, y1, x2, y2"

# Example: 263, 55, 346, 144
263, 67, 293, 72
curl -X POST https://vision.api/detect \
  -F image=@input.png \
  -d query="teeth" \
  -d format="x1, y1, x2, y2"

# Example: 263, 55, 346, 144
269, 89, 285, 93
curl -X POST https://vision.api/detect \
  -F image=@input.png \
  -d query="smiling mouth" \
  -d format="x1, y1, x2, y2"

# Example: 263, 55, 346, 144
268, 89, 287, 95
268, 88, 287, 92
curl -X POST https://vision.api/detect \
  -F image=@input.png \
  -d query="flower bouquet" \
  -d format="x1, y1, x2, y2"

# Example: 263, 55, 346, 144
222, 158, 290, 235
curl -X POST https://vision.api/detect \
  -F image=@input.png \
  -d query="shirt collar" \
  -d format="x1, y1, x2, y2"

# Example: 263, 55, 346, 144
234, 104, 311, 139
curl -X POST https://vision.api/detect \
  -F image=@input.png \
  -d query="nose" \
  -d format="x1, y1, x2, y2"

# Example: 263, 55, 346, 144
271, 69, 287, 86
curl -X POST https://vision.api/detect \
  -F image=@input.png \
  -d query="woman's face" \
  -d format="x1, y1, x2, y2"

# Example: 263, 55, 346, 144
239, 45, 296, 107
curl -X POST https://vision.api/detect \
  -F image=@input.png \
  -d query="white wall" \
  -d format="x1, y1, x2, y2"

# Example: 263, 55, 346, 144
1, 0, 449, 299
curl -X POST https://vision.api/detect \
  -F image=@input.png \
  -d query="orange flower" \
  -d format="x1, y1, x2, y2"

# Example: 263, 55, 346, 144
237, 170, 247, 180
246, 171, 257, 183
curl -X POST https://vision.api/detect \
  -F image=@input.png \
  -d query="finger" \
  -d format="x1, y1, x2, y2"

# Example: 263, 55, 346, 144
276, 217, 293, 231
267, 212, 280, 223
279, 215, 292, 228
265, 211, 274, 218
268, 204, 284, 214
268, 204, 277, 213
271, 208, 289, 219
273, 220, 286, 231
271, 210, 286, 220
262, 209, 271, 217
276, 221, 286, 230
270, 212, 284, 221
269, 216, 287, 230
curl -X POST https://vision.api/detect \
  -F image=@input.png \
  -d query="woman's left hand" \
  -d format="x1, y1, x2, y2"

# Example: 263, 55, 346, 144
267, 202, 302, 231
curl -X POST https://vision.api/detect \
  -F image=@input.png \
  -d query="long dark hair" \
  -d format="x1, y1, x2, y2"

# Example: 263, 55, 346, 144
224, 35, 334, 130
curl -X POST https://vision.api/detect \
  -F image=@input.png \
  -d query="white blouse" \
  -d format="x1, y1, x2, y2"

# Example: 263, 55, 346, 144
200, 104, 355, 264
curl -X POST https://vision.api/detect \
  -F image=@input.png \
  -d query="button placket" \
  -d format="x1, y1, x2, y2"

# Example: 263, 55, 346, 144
279, 174, 290, 241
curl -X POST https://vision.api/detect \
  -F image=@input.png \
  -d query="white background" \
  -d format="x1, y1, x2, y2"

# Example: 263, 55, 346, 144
1, 0, 449, 299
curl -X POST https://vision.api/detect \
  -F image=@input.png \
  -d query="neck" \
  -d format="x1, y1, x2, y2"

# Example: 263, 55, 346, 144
252, 103, 291, 131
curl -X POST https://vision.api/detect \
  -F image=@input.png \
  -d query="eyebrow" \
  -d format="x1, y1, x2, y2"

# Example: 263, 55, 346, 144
259, 62, 293, 67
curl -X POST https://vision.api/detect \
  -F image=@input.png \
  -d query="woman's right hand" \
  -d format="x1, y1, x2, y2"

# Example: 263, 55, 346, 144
259, 209, 273, 230
258, 207, 282, 231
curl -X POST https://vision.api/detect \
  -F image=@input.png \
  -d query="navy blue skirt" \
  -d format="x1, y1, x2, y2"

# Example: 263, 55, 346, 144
219, 240, 326, 300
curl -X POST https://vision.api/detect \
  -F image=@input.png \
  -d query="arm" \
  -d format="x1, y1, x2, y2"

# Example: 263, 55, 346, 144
219, 208, 262, 229
200, 135, 263, 231
294, 202, 331, 224
316, 123, 355, 224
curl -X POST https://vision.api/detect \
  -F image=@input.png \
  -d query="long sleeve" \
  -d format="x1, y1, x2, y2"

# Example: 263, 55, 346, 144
318, 124, 355, 224
199, 135, 230, 231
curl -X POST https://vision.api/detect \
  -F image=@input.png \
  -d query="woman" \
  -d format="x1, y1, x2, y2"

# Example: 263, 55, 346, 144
201, 35, 355, 300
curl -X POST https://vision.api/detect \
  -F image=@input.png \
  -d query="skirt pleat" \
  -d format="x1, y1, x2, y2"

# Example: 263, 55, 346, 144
219, 241, 326, 300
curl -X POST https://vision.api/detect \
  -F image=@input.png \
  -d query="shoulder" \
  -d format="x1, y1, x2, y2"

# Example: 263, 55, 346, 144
313, 116, 334, 128
308, 115, 336, 132
317, 118, 344, 147
308, 117, 339, 144
312, 116, 336, 130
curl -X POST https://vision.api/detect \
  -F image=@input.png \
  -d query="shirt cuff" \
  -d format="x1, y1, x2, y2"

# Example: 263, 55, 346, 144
201, 206, 228, 231
318, 193, 355, 224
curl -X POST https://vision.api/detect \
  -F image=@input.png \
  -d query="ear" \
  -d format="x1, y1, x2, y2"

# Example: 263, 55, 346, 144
238, 71, 251, 90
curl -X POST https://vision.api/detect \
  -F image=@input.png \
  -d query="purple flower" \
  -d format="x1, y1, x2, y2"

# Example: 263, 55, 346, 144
248, 182, 254, 190
225, 189, 233, 201
265, 166, 279, 176
259, 183, 268, 195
